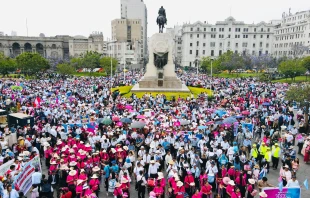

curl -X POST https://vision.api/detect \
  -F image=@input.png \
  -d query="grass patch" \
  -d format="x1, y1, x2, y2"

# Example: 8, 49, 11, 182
113, 86, 212, 100
73, 72, 107, 77
272, 76, 309, 83
216, 73, 260, 78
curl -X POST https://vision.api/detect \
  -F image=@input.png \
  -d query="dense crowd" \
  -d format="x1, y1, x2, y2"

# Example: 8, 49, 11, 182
0, 70, 309, 198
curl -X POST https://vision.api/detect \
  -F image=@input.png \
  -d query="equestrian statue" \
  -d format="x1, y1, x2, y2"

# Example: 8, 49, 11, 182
157, 6, 167, 33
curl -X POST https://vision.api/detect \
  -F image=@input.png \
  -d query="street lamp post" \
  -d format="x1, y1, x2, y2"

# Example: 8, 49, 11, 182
195, 56, 200, 75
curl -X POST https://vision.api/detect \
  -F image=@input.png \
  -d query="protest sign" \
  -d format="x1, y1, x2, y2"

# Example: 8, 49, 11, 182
0, 159, 14, 176
263, 187, 301, 198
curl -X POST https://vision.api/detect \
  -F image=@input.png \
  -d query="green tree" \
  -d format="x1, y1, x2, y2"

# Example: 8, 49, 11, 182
57, 63, 75, 76
0, 52, 17, 76
301, 56, 310, 71
278, 59, 306, 80
218, 51, 245, 73
16, 52, 49, 75
100, 57, 118, 75
200, 57, 222, 74
80, 51, 101, 71
70, 57, 83, 69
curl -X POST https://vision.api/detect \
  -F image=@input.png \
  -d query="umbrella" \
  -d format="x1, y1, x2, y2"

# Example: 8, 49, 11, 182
206, 121, 214, 125
223, 117, 237, 124
174, 121, 180, 126
179, 119, 190, 126
96, 118, 104, 124
125, 105, 133, 110
121, 117, 132, 124
112, 116, 120, 122
198, 126, 207, 130
101, 118, 112, 125
262, 102, 270, 106
242, 110, 250, 115
131, 121, 146, 129
116, 122, 123, 127
236, 115, 244, 119
136, 115, 146, 119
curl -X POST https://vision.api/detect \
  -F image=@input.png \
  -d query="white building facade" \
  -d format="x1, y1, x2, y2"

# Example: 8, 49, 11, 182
273, 10, 310, 58
176, 17, 277, 67
107, 40, 142, 65
120, 0, 147, 60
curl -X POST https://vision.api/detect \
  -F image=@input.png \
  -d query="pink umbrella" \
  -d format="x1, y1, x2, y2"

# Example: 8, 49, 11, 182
137, 115, 146, 119
112, 116, 120, 122
116, 122, 123, 127
241, 110, 250, 115
206, 121, 214, 125
125, 105, 133, 110
174, 121, 180, 126
129, 109, 135, 113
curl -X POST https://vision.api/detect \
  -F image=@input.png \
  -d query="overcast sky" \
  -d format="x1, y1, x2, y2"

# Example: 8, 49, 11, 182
0, 0, 309, 39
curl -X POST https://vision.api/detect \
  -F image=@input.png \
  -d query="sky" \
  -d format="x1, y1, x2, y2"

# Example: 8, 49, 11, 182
0, 0, 310, 39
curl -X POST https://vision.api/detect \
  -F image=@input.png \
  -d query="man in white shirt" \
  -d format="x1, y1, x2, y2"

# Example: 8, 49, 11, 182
148, 160, 160, 178
3, 184, 19, 198
286, 175, 300, 187
32, 168, 42, 185
221, 139, 230, 151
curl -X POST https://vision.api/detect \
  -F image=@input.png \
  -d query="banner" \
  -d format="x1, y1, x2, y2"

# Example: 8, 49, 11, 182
263, 187, 301, 198
242, 123, 253, 133
0, 159, 14, 176
13, 156, 41, 194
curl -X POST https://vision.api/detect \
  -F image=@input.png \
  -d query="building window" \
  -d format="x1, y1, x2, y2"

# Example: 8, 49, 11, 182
197, 41, 199, 46
235, 43, 239, 47
189, 62, 192, 66
252, 51, 255, 55
196, 50, 199, 56
253, 43, 256, 48
211, 34, 216, 38
210, 42, 215, 47
267, 35, 269, 39
259, 51, 262, 56
219, 42, 222, 47
197, 34, 199, 38
266, 43, 269, 48
235, 50, 238, 54
190, 43, 192, 47
203, 43, 206, 47
197, 28, 200, 31
203, 50, 205, 55
191, 28, 193, 31
254, 28, 256, 32
267, 28, 270, 32
260, 35, 263, 38
211, 50, 214, 56
219, 50, 222, 56
190, 50, 192, 54
261, 28, 263, 32
260, 42, 263, 47
265, 50, 268, 54
254, 35, 256, 39
227, 41, 230, 47
229, 28, 231, 32
204, 34, 206, 38
204, 28, 206, 31
228, 34, 231, 38
242, 42, 247, 47
190, 34, 193, 38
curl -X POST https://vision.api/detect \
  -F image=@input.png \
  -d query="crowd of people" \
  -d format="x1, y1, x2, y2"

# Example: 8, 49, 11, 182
0, 70, 309, 198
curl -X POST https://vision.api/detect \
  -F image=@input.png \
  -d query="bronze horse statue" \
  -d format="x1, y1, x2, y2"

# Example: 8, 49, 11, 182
157, 6, 167, 33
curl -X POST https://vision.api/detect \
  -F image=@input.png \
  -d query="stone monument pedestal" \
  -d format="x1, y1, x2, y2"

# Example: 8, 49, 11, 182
131, 33, 190, 93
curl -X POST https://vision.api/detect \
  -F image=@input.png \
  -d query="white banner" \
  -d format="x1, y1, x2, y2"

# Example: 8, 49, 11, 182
13, 156, 42, 194
0, 159, 14, 176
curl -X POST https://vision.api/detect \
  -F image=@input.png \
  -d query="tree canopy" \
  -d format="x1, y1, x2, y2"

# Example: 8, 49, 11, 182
80, 51, 101, 71
301, 56, 310, 71
278, 59, 306, 79
285, 84, 310, 105
57, 63, 75, 76
16, 52, 49, 75
99, 57, 118, 75
0, 52, 16, 76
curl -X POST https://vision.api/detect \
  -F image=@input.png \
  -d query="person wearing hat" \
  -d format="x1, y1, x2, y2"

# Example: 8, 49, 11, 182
263, 147, 271, 171
258, 142, 267, 166
89, 174, 100, 196
136, 170, 147, 198
226, 180, 235, 197
271, 143, 281, 170
148, 160, 160, 179
280, 165, 291, 186
250, 144, 259, 160
259, 191, 268, 198
113, 183, 123, 198
153, 181, 164, 197
66, 170, 77, 186
246, 179, 257, 198
201, 180, 212, 198
174, 181, 185, 198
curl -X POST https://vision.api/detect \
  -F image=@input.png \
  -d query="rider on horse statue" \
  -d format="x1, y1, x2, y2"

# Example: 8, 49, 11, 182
157, 6, 167, 31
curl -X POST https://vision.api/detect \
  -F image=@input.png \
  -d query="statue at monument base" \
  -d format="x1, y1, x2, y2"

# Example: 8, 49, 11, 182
131, 33, 190, 93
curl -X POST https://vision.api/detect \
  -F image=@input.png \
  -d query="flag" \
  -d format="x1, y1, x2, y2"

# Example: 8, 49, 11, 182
34, 96, 41, 108
304, 179, 309, 190
279, 181, 283, 192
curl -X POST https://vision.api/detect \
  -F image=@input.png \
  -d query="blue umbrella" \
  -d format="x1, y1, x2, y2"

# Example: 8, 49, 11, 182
121, 117, 132, 124
223, 117, 238, 124
262, 102, 270, 106
215, 110, 226, 117
198, 126, 207, 130
236, 115, 244, 119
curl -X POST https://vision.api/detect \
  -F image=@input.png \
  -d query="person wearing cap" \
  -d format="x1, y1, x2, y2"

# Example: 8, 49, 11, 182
148, 160, 160, 178
250, 144, 258, 160
258, 142, 267, 166
280, 165, 291, 186
271, 143, 281, 170
136, 170, 147, 198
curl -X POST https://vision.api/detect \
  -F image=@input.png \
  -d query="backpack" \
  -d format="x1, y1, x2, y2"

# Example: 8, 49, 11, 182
135, 177, 143, 191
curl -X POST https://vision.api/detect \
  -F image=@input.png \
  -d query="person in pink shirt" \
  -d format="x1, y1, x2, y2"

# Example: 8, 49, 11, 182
153, 182, 164, 197
201, 180, 212, 198
228, 166, 235, 180
76, 179, 84, 198
113, 183, 123, 198
49, 161, 58, 173
184, 171, 195, 196
231, 187, 242, 198
174, 181, 185, 198
226, 180, 235, 197
78, 169, 88, 183
89, 174, 100, 196
66, 170, 77, 186
192, 189, 202, 198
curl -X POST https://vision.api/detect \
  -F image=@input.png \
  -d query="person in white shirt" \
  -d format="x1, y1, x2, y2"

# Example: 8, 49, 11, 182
32, 168, 42, 185
286, 176, 300, 187
221, 139, 230, 151
3, 185, 19, 198
148, 160, 160, 178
